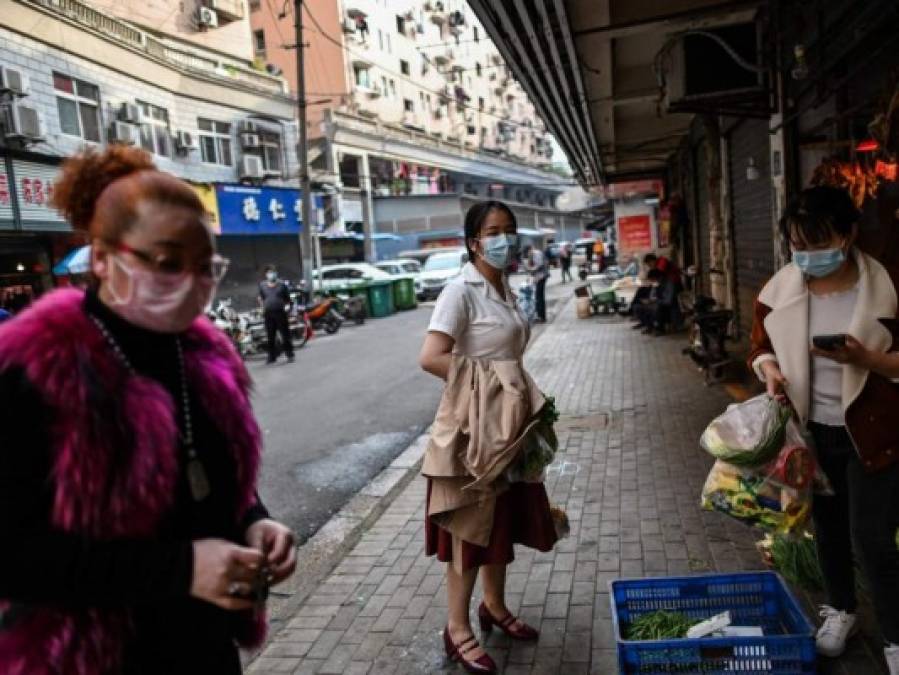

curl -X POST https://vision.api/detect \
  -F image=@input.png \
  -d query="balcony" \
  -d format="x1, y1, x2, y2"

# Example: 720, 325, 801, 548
32, 0, 286, 95
355, 82, 382, 98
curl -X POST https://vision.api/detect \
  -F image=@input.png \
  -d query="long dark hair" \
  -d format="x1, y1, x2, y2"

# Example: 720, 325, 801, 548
463, 200, 517, 261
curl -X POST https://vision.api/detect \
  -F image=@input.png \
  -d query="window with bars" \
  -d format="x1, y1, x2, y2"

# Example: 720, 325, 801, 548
137, 101, 171, 157
197, 118, 232, 166
253, 29, 266, 54
53, 72, 101, 142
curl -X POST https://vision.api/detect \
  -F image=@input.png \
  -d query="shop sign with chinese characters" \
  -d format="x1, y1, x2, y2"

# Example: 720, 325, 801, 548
10, 160, 67, 231
0, 164, 12, 230
215, 184, 304, 235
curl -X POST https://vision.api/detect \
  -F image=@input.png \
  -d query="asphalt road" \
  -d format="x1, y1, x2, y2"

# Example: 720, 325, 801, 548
247, 306, 443, 543
248, 270, 573, 544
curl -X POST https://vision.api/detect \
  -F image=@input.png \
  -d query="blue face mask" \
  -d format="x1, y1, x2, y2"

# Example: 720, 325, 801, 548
480, 233, 519, 270
792, 247, 846, 278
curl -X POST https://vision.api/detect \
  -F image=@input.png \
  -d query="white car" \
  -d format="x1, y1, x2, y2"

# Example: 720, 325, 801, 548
417, 248, 468, 300
313, 263, 393, 292
375, 258, 423, 296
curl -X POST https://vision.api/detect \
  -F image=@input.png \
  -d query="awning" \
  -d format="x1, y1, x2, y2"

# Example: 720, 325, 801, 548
517, 228, 546, 237
53, 245, 90, 275
322, 232, 402, 241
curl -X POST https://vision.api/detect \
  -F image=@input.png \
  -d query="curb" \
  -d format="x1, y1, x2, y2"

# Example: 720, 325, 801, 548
245, 432, 430, 662
245, 287, 570, 664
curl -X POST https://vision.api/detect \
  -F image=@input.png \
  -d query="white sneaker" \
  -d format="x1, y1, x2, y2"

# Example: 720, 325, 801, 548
885, 643, 899, 675
816, 605, 858, 657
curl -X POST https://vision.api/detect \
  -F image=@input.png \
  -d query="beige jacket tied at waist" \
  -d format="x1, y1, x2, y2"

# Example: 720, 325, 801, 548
422, 354, 545, 549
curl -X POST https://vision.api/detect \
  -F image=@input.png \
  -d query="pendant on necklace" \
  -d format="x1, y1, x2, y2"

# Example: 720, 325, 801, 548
186, 457, 211, 502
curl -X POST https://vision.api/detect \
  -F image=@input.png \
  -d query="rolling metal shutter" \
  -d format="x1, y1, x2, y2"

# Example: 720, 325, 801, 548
728, 119, 775, 340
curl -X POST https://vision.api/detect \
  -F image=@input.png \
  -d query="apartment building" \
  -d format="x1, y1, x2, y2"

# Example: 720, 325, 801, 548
250, 0, 597, 262
0, 0, 303, 307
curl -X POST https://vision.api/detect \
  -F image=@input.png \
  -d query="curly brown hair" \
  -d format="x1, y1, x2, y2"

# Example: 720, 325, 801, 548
51, 145, 203, 241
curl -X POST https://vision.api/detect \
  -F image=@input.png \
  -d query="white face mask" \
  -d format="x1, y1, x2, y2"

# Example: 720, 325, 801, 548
107, 255, 216, 333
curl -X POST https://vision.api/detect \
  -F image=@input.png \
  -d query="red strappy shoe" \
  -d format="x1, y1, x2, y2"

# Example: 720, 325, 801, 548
443, 625, 497, 674
478, 601, 540, 641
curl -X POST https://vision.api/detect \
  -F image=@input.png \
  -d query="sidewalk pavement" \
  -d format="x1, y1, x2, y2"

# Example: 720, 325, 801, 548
248, 291, 887, 674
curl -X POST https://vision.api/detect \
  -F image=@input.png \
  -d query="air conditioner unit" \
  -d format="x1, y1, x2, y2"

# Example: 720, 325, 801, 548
240, 132, 261, 148
175, 130, 198, 151
198, 6, 218, 28
109, 120, 139, 145
0, 67, 28, 96
118, 102, 140, 123
237, 119, 257, 134
240, 154, 265, 179
203, 0, 243, 21
3, 102, 42, 140
663, 22, 765, 113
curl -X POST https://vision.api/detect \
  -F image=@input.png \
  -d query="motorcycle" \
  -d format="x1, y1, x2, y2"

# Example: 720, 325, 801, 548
331, 293, 366, 325
292, 291, 344, 335
209, 298, 255, 357
239, 305, 308, 357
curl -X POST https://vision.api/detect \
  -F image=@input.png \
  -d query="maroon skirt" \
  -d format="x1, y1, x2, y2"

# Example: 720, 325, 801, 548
425, 479, 558, 571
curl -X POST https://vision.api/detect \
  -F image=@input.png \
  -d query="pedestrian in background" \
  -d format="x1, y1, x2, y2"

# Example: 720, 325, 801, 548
559, 243, 573, 283
749, 186, 899, 673
0, 146, 296, 675
523, 244, 548, 323
420, 201, 558, 674
259, 264, 294, 364
593, 237, 605, 272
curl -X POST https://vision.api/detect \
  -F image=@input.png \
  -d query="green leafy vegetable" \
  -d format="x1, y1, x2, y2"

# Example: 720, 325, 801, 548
625, 611, 697, 641
769, 533, 824, 591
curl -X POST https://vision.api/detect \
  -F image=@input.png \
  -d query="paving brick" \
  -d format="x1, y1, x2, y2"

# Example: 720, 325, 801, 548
248, 301, 884, 675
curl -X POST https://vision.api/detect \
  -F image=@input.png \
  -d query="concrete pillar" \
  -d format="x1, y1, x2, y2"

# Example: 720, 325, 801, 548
360, 153, 376, 262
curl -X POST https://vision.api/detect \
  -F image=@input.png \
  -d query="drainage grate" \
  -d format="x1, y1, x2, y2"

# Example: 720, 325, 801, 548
555, 413, 610, 432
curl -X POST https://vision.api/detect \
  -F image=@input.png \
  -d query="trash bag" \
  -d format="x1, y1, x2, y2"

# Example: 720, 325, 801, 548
700, 395, 792, 467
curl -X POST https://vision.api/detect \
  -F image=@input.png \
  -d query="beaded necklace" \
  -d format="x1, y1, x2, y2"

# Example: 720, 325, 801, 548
89, 314, 211, 501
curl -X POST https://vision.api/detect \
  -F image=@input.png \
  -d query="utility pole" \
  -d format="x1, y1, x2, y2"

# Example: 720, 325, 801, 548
294, 0, 314, 290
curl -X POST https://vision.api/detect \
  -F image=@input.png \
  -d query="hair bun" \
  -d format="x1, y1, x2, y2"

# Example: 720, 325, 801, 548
51, 146, 156, 232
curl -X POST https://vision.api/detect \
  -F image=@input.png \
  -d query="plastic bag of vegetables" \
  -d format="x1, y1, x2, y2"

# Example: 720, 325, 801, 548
505, 395, 560, 483
701, 459, 811, 534
701, 395, 792, 467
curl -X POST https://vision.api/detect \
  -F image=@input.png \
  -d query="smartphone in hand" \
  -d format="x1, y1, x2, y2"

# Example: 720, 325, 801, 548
812, 334, 848, 351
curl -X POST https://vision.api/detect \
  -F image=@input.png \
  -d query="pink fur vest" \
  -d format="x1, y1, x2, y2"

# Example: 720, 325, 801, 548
0, 289, 264, 674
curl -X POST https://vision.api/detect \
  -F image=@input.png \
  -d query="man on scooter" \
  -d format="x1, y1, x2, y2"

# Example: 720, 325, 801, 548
259, 264, 295, 364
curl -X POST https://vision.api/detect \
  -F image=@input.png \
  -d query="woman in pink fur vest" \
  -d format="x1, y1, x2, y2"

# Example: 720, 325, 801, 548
0, 146, 296, 674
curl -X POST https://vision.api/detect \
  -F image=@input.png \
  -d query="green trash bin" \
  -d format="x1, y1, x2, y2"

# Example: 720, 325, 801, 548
392, 276, 418, 310
365, 280, 395, 318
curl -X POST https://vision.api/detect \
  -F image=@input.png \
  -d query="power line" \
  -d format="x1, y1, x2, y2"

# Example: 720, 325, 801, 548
302, 4, 551, 135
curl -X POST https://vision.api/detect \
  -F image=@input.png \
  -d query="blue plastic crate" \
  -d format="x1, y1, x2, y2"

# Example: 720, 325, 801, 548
610, 571, 816, 674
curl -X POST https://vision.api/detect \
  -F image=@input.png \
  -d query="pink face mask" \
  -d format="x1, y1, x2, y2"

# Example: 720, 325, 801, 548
107, 255, 216, 333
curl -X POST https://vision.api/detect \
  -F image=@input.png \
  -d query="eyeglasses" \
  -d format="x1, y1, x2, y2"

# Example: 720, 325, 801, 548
116, 243, 230, 282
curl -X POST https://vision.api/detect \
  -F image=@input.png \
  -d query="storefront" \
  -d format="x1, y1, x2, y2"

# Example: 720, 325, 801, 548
213, 183, 305, 310
0, 151, 78, 313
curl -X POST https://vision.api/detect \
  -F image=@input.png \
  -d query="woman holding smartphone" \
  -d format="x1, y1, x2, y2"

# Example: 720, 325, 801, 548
749, 185, 899, 672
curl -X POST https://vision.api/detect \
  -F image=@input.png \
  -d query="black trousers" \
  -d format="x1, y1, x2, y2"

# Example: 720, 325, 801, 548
560, 263, 572, 282
264, 310, 293, 361
535, 277, 547, 321
810, 422, 899, 643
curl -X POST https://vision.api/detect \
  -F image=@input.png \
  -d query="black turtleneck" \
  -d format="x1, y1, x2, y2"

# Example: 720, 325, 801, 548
0, 290, 269, 673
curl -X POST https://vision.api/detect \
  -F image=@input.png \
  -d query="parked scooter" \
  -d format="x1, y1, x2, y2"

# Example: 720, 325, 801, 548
209, 298, 255, 357
332, 293, 366, 325
293, 291, 344, 335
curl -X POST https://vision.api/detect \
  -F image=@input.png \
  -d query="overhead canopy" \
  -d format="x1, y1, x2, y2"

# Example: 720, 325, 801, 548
468, 0, 763, 185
